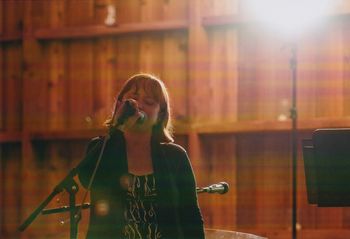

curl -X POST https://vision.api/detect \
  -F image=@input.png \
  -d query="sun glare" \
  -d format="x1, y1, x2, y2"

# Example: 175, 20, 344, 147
245, 0, 336, 37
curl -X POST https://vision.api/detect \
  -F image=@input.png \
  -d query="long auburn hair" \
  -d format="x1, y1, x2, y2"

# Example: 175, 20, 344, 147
106, 73, 173, 143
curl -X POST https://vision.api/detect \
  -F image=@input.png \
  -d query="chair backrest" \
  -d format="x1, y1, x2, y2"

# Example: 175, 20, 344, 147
205, 229, 267, 239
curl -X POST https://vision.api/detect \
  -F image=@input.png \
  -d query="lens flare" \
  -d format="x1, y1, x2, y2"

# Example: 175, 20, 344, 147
95, 200, 110, 216
245, 0, 335, 37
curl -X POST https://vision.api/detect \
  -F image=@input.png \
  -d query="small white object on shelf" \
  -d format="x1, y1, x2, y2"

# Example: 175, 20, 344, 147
105, 4, 117, 26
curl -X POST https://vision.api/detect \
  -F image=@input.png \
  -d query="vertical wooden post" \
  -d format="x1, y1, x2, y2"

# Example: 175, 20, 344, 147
343, 12, 350, 228
139, 0, 164, 76
4, 45, 22, 132
66, 0, 94, 130
140, 0, 163, 22
21, 1, 42, 237
316, 22, 343, 118
0, 44, 3, 131
22, 8, 48, 131
47, 0, 67, 130
188, 0, 208, 124
162, 32, 188, 120
344, 19, 350, 117
0, 144, 3, 239
93, 0, 117, 127
0, 1, 3, 35
187, 0, 201, 172
0, 0, 3, 130
187, 0, 210, 227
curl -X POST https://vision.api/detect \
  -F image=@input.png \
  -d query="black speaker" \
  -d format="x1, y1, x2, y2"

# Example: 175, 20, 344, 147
302, 139, 318, 204
302, 128, 350, 207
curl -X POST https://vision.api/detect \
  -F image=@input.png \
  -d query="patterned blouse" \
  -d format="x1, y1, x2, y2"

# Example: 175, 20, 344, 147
122, 173, 162, 239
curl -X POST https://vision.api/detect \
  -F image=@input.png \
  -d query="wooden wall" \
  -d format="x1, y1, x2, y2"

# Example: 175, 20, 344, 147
1, 0, 350, 238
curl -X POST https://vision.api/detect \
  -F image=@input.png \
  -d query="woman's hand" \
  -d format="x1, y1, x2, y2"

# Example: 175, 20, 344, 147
113, 99, 144, 129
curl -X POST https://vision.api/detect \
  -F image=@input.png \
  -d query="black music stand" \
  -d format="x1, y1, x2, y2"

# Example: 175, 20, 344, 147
302, 128, 350, 207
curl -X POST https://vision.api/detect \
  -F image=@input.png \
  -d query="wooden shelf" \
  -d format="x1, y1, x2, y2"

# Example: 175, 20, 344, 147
34, 20, 189, 40
194, 120, 291, 134
29, 129, 107, 141
29, 127, 190, 142
194, 117, 350, 135
298, 117, 350, 130
1, 118, 349, 142
202, 15, 248, 28
202, 13, 350, 28
28, 120, 190, 141
0, 132, 22, 143
0, 33, 22, 43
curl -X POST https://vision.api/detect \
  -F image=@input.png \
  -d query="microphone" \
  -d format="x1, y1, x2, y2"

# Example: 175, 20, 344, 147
116, 100, 146, 126
198, 182, 229, 194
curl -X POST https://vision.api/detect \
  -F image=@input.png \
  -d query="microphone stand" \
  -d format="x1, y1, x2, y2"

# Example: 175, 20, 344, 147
18, 103, 136, 238
35, 184, 223, 221
290, 42, 298, 239
18, 128, 115, 239
18, 168, 80, 239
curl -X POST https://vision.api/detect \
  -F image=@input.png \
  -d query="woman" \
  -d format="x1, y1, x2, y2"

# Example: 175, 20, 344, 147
78, 73, 205, 239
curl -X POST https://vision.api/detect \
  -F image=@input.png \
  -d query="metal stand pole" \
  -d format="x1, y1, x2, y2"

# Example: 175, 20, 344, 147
290, 43, 298, 239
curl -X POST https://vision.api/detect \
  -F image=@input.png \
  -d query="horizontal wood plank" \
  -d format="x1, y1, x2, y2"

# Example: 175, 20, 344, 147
34, 21, 188, 40
202, 13, 350, 28
1, 118, 350, 143
202, 14, 248, 28
195, 118, 350, 134
28, 129, 106, 141
0, 33, 22, 42
0, 132, 22, 143
28, 122, 190, 141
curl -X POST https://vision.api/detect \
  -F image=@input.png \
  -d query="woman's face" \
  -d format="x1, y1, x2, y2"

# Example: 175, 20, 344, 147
121, 85, 161, 131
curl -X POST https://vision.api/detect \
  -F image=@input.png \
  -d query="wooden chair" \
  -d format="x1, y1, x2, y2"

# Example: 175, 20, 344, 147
205, 229, 267, 239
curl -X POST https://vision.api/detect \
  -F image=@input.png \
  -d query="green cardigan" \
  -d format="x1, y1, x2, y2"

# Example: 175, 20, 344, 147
77, 130, 204, 239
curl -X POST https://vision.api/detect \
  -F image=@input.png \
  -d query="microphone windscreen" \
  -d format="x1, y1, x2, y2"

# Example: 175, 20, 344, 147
137, 111, 147, 124
219, 182, 229, 194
